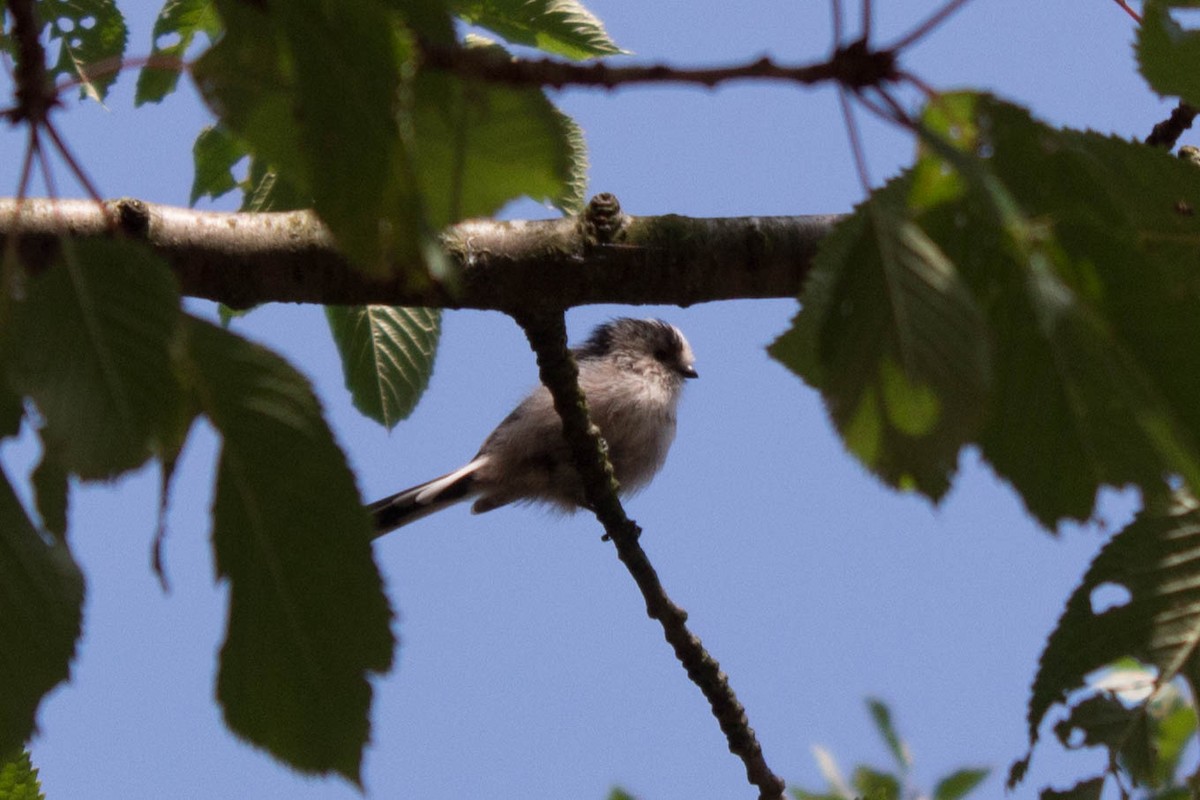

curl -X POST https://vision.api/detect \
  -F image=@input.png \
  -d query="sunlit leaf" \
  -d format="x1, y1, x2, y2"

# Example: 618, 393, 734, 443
0, 466, 84, 757
136, 0, 220, 105
182, 316, 394, 784
454, 0, 625, 59
1151, 687, 1197, 787
325, 306, 441, 429
0, 749, 45, 800
5, 241, 184, 479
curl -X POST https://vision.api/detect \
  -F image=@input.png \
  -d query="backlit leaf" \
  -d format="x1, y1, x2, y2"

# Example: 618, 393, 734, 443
0, 749, 45, 800
0, 467, 83, 757
454, 0, 625, 59
41, 0, 128, 101
1019, 491, 1200, 779
6, 241, 184, 480
193, 0, 429, 274
769, 176, 989, 500
183, 316, 394, 784
136, 0, 220, 105
190, 125, 247, 205
413, 39, 589, 225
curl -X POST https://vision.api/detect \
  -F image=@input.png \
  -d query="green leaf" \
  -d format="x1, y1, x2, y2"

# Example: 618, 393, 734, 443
1021, 491, 1200, 771
413, 39, 590, 225
453, 0, 625, 59
933, 768, 989, 800
378, 0, 456, 42
0, 749, 45, 800
1041, 776, 1105, 800
0, 383, 22, 439
193, 0, 428, 274
606, 789, 637, 800
557, 112, 589, 215
31, 445, 68, 542
0, 466, 84, 758
866, 698, 910, 772
41, 0, 128, 101
182, 316, 394, 784
241, 159, 309, 213
325, 306, 441, 429
1053, 695, 1155, 784
769, 176, 989, 500
5, 240, 184, 480
850, 766, 901, 800
136, 0, 220, 105
1151, 690, 1196, 786
190, 125, 247, 205
1138, 0, 1200, 106
911, 93, 1200, 527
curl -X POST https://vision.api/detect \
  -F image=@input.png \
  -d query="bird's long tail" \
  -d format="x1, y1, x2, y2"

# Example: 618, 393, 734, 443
369, 459, 484, 536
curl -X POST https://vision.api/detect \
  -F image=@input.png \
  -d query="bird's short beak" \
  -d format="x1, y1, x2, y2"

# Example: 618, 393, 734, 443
682, 365, 699, 379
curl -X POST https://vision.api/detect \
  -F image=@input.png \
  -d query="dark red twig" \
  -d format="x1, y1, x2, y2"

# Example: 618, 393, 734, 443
1111, 0, 1141, 23
885, 0, 974, 52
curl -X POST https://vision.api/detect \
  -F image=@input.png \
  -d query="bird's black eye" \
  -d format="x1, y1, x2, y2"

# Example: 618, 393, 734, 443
653, 347, 671, 362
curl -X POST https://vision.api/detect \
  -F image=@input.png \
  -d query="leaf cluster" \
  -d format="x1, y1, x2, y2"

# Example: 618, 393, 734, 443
0, 0, 615, 784
769, 3, 1200, 792
791, 698, 989, 800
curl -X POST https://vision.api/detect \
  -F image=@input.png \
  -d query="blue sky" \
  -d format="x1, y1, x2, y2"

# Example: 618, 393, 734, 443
0, 0, 1173, 797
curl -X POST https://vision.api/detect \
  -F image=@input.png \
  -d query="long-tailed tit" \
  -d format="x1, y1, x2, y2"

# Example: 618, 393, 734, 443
370, 318, 698, 533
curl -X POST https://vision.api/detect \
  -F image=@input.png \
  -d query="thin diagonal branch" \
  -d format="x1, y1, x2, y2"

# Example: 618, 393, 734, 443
513, 310, 786, 800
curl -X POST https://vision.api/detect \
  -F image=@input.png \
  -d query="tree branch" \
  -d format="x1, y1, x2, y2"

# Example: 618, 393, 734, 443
513, 310, 786, 800
1145, 100, 1197, 150
420, 42, 838, 91
0, 197, 836, 311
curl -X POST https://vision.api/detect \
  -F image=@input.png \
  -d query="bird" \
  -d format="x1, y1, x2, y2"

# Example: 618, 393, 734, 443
369, 318, 697, 534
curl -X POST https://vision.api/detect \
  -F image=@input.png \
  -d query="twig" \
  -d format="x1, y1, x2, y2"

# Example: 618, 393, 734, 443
513, 309, 786, 800
1111, 0, 1141, 23
420, 42, 837, 90
1145, 101, 1197, 150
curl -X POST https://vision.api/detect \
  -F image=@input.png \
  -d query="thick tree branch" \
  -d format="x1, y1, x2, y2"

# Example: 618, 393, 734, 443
514, 310, 786, 800
0, 197, 835, 310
